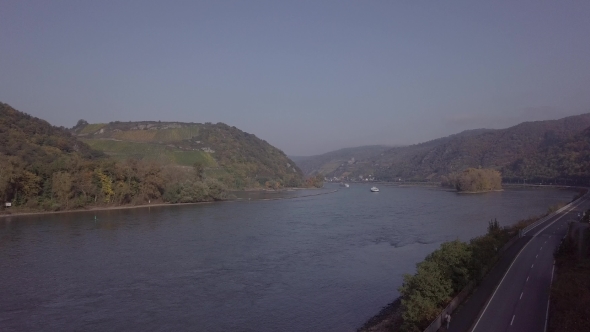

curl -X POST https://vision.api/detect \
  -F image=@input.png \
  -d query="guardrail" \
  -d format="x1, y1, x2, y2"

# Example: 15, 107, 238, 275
520, 191, 589, 237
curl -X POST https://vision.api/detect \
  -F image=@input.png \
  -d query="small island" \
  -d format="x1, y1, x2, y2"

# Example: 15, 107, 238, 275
441, 168, 502, 192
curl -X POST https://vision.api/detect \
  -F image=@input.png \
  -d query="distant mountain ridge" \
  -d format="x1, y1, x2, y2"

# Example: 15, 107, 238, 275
291, 145, 392, 176
300, 113, 590, 182
72, 120, 304, 188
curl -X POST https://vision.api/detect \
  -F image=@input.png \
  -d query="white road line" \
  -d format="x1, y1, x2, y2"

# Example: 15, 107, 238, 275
544, 264, 556, 332
511, 315, 515, 325
532, 196, 588, 237
470, 238, 531, 331
470, 195, 588, 332
536, 254, 538, 258
531, 264, 534, 268
520, 292, 523, 299
526, 276, 529, 282
540, 247, 543, 250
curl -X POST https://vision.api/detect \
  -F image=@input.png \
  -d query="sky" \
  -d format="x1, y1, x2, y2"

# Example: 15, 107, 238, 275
1, 1, 590, 156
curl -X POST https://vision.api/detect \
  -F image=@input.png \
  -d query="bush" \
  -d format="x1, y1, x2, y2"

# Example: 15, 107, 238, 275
399, 260, 453, 331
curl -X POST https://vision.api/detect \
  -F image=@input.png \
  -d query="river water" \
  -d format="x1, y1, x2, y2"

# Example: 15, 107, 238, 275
0, 185, 576, 331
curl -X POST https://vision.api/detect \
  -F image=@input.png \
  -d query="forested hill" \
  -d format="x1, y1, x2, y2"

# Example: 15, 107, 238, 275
0, 103, 308, 213
315, 113, 590, 182
301, 129, 493, 179
72, 120, 304, 189
0, 102, 108, 209
503, 126, 590, 183
0, 103, 103, 162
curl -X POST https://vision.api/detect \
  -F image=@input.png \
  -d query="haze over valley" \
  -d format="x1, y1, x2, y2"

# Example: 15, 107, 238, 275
2, 2, 590, 332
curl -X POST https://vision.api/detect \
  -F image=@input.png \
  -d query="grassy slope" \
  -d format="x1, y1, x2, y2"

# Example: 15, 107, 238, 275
74, 121, 304, 188
112, 126, 200, 143
83, 139, 216, 167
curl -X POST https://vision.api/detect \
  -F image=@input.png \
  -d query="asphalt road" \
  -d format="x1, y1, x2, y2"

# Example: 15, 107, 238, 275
470, 193, 590, 332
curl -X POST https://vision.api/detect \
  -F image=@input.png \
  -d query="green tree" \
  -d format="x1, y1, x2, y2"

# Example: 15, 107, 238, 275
52, 171, 73, 209
399, 260, 453, 331
193, 161, 205, 181
424, 240, 472, 292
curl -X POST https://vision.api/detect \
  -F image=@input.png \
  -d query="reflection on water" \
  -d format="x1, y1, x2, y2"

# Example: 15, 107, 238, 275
0, 185, 576, 331
230, 188, 334, 200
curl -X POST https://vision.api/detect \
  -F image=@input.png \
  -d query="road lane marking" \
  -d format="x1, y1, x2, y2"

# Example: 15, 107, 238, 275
532, 264, 534, 268
470, 239, 531, 332
471, 194, 590, 332
511, 315, 515, 325
536, 254, 538, 258
520, 292, 523, 299
526, 276, 529, 282
540, 247, 543, 250
544, 264, 556, 332
532, 195, 589, 237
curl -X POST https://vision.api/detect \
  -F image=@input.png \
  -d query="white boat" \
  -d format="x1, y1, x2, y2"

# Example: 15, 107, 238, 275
344, 183, 350, 188
370, 186, 379, 192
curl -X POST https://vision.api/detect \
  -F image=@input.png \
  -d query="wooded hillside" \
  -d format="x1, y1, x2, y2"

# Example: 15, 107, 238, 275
300, 114, 590, 182
503, 126, 590, 184
0, 103, 307, 213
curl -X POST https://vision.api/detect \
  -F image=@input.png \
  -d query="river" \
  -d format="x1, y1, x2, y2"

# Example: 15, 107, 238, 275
0, 184, 576, 331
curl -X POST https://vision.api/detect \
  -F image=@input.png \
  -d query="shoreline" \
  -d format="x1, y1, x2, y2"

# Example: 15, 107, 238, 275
357, 298, 402, 332
456, 189, 504, 194
357, 186, 587, 331
0, 188, 338, 219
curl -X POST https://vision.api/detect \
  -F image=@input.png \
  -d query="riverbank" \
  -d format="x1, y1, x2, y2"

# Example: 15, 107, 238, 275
0, 188, 339, 219
357, 298, 402, 332
456, 189, 504, 194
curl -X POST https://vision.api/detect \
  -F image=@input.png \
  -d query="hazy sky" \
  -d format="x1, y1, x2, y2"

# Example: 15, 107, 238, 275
2, 1, 590, 155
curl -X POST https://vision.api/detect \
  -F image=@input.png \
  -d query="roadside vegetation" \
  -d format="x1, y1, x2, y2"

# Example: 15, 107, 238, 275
549, 223, 590, 332
398, 220, 511, 332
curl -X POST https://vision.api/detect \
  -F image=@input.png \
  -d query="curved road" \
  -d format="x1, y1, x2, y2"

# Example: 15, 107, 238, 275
469, 193, 590, 332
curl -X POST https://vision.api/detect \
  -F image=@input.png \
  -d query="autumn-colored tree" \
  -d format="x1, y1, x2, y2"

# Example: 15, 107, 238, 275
95, 169, 114, 203
442, 168, 502, 192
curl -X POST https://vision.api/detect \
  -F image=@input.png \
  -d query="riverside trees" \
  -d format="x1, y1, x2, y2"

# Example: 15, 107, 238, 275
441, 168, 502, 192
